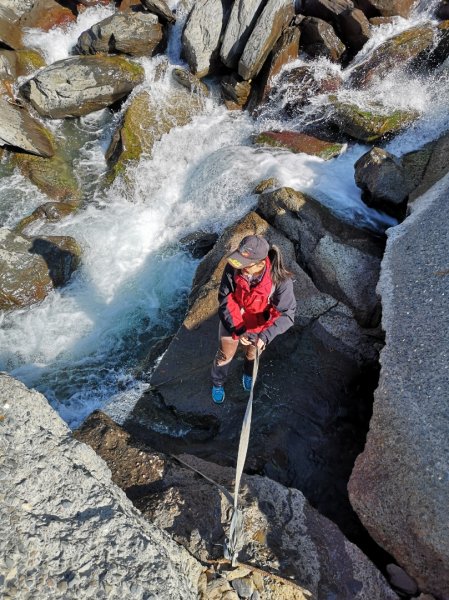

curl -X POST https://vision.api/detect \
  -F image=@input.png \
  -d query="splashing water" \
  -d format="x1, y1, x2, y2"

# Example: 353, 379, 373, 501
0, 1, 448, 427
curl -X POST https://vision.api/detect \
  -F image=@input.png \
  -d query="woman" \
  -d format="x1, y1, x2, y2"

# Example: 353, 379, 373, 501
211, 234, 296, 403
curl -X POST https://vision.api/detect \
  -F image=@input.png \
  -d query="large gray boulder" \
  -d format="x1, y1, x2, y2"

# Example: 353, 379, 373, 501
77, 412, 398, 600
258, 187, 385, 327
0, 374, 203, 600
348, 173, 449, 599
220, 0, 266, 69
0, 0, 36, 21
19, 55, 145, 119
0, 96, 54, 157
75, 12, 163, 57
0, 228, 81, 310
141, 0, 176, 23
181, 0, 233, 77
238, 0, 294, 80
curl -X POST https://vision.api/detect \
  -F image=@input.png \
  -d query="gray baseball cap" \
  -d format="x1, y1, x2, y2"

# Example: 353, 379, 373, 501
227, 235, 269, 269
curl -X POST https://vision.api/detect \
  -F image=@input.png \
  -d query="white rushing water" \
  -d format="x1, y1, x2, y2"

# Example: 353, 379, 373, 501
0, 1, 447, 427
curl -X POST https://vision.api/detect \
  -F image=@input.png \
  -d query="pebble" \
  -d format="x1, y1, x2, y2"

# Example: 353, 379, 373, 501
386, 564, 418, 595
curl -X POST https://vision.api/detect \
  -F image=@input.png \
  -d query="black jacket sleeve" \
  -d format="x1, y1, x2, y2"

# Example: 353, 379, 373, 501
258, 277, 296, 345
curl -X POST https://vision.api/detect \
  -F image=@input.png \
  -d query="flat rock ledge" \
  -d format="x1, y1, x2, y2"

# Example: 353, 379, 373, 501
349, 173, 449, 598
0, 373, 202, 600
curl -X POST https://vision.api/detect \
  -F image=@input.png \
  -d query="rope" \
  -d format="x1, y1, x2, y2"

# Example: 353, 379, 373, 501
224, 347, 260, 566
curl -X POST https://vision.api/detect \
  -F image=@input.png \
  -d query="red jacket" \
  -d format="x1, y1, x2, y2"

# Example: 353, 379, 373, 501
218, 258, 296, 345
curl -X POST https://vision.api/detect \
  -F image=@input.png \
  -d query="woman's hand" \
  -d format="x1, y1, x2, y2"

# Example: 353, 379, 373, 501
255, 337, 265, 351
239, 334, 252, 346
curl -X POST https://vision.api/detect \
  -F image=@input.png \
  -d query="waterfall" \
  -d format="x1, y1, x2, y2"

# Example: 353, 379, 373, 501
0, 0, 446, 427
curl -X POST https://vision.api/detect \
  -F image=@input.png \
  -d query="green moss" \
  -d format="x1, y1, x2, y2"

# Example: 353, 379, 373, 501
16, 49, 46, 76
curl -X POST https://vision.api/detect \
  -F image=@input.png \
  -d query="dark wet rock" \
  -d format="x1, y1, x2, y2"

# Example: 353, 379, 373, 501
20, 55, 145, 119
253, 24, 301, 106
330, 96, 418, 142
437, 1, 449, 20
300, 17, 346, 62
0, 228, 81, 309
11, 140, 82, 204
18, 0, 76, 31
338, 8, 371, 54
349, 173, 449, 599
354, 147, 413, 217
354, 0, 416, 18
348, 24, 435, 88
254, 130, 344, 159
77, 412, 397, 600
0, 374, 203, 599
182, 0, 233, 77
15, 202, 77, 234
386, 564, 418, 596
180, 231, 218, 258
106, 86, 204, 183
418, 21, 449, 71
0, 97, 54, 157
238, 0, 295, 80
0, 6, 23, 49
75, 11, 164, 57
258, 186, 384, 326
141, 0, 176, 23
221, 74, 252, 108
220, 0, 266, 69
265, 65, 342, 117
172, 68, 209, 96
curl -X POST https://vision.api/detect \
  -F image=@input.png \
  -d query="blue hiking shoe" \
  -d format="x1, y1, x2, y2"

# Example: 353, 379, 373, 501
212, 385, 225, 404
242, 374, 252, 392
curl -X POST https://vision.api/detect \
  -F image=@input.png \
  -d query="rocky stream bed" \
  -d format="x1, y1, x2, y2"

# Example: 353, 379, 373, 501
1, 0, 448, 599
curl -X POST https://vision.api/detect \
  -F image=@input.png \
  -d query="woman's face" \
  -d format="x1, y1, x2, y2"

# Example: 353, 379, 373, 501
241, 259, 266, 276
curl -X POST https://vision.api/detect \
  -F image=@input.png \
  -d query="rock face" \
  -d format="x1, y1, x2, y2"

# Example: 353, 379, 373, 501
20, 55, 145, 119
348, 173, 449, 599
220, 0, 266, 69
0, 97, 54, 157
330, 97, 418, 142
0, 228, 81, 310
258, 187, 384, 326
181, 0, 232, 77
338, 8, 371, 54
300, 17, 346, 62
348, 25, 435, 88
75, 12, 163, 57
355, 0, 416, 18
254, 130, 344, 159
18, 0, 76, 31
0, 374, 202, 599
77, 411, 398, 600
238, 0, 295, 80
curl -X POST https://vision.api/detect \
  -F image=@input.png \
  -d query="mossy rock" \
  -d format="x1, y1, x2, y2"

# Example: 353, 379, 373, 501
16, 49, 46, 76
254, 131, 343, 159
11, 137, 82, 204
106, 87, 204, 184
330, 96, 418, 142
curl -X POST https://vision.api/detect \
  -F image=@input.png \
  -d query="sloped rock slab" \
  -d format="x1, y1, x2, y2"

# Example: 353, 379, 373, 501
0, 228, 81, 310
76, 412, 398, 600
141, 0, 176, 23
220, 0, 266, 69
124, 211, 383, 545
181, 0, 233, 77
300, 17, 346, 62
348, 173, 449, 598
76, 11, 164, 57
20, 55, 145, 119
0, 96, 54, 157
254, 130, 344, 159
0, 374, 202, 600
354, 0, 416, 18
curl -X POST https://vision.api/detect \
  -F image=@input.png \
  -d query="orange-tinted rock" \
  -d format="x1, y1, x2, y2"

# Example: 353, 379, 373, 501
19, 0, 77, 31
